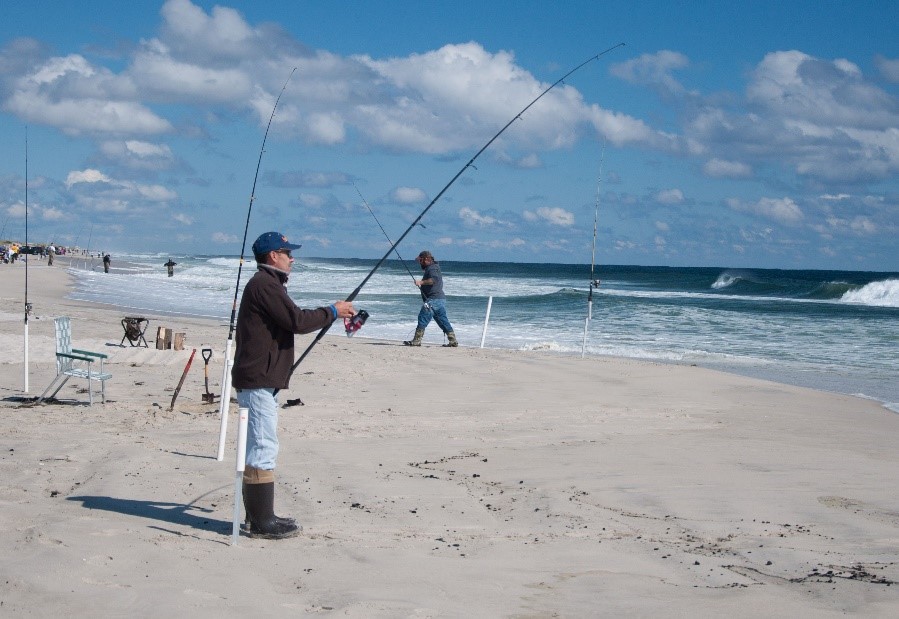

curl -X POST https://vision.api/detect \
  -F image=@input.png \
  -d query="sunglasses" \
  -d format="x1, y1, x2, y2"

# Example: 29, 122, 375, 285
275, 249, 292, 258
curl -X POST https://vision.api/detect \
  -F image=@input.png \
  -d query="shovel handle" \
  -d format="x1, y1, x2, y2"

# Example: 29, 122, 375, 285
201, 348, 213, 363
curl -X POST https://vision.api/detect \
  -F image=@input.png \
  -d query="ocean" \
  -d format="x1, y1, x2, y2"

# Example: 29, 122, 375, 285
66, 253, 899, 413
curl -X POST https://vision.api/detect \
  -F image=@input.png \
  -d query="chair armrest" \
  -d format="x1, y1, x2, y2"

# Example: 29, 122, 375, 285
72, 348, 109, 360
58, 352, 95, 363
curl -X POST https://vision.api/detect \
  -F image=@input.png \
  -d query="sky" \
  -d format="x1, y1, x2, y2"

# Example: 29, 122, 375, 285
1, 0, 897, 271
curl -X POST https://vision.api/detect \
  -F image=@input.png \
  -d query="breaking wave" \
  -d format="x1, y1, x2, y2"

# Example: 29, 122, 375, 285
840, 279, 899, 307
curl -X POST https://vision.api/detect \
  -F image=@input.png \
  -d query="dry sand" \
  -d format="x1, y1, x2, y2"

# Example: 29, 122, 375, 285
1, 258, 898, 617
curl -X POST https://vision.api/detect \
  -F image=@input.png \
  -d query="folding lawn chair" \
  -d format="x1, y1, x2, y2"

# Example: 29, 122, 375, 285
37, 317, 112, 405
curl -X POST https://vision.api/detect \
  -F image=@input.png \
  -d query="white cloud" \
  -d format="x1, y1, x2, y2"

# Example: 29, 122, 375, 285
459, 206, 498, 226
66, 169, 112, 187
5, 53, 173, 136
822, 214, 879, 236
655, 188, 684, 205
136, 184, 177, 201
298, 193, 326, 208
301, 234, 332, 248
212, 231, 238, 243
850, 216, 877, 234
390, 186, 426, 204
523, 206, 574, 226
588, 107, 677, 150
610, 50, 690, 97
98, 140, 175, 171
305, 112, 346, 145
730, 196, 803, 225
685, 51, 899, 185
875, 55, 899, 83
64, 168, 177, 215
173, 213, 194, 225
655, 221, 669, 231
703, 158, 752, 178
41, 207, 66, 221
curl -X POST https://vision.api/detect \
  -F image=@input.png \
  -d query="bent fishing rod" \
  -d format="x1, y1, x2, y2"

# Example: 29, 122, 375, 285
287, 43, 625, 382
216, 68, 296, 459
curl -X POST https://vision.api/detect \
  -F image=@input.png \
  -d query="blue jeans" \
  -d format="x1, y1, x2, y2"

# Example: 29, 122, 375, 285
237, 388, 279, 470
417, 298, 454, 333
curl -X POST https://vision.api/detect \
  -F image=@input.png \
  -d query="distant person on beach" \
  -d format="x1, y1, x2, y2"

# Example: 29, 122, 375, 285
231, 231, 355, 539
102, 254, 111, 273
164, 258, 177, 277
404, 250, 458, 347
47, 245, 55, 266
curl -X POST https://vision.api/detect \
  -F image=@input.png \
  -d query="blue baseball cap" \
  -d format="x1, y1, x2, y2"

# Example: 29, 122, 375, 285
252, 231, 302, 256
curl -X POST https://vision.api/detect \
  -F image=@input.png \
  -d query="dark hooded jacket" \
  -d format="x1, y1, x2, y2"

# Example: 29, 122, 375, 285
232, 265, 334, 390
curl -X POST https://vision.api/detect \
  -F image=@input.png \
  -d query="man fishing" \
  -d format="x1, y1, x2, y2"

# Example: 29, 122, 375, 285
404, 250, 458, 347
232, 231, 355, 539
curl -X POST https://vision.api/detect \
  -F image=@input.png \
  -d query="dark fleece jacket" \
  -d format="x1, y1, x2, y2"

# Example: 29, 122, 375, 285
231, 265, 334, 390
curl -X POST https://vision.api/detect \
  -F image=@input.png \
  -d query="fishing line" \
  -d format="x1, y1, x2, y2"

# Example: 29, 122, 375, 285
352, 182, 418, 284
287, 43, 625, 382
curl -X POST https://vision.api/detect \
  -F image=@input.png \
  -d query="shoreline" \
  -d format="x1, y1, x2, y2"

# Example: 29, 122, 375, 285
56, 254, 899, 414
2, 260, 898, 615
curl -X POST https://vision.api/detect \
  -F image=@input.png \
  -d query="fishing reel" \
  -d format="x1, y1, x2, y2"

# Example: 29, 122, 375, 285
344, 309, 369, 337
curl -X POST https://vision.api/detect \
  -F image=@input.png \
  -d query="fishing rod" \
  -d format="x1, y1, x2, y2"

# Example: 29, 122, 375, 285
287, 44, 625, 381
216, 68, 296, 461
582, 144, 604, 358
352, 182, 419, 285
23, 126, 31, 393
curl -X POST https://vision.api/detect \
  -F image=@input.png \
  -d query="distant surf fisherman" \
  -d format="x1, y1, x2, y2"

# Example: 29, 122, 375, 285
164, 258, 177, 277
404, 250, 458, 347
231, 231, 355, 539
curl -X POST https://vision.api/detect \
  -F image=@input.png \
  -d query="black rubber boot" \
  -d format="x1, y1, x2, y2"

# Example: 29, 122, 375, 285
243, 483, 295, 527
243, 482, 301, 539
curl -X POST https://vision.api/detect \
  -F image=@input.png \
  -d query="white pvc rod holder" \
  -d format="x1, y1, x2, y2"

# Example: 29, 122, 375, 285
480, 296, 493, 349
231, 406, 248, 546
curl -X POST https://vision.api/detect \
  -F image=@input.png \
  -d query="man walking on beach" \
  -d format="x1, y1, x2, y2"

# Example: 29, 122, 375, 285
232, 231, 355, 539
404, 250, 458, 347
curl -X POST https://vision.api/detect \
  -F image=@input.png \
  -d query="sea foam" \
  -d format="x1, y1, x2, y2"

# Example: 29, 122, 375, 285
840, 279, 899, 307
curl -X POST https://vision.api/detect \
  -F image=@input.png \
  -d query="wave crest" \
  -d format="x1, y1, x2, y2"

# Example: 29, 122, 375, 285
711, 273, 741, 289
840, 279, 899, 307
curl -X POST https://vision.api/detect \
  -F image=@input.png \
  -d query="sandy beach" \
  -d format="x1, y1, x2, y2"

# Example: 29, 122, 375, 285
1, 257, 897, 617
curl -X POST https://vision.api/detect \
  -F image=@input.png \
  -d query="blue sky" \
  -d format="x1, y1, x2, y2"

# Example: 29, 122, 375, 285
1, 0, 897, 270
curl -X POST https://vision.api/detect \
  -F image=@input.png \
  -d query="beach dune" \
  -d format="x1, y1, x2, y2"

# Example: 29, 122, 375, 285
1, 260, 897, 616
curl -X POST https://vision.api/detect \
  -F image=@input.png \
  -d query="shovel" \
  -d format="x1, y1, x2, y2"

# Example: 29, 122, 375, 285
201, 348, 216, 403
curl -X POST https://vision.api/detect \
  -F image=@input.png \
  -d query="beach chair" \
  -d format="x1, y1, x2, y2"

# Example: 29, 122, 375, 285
37, 317, 112, 406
